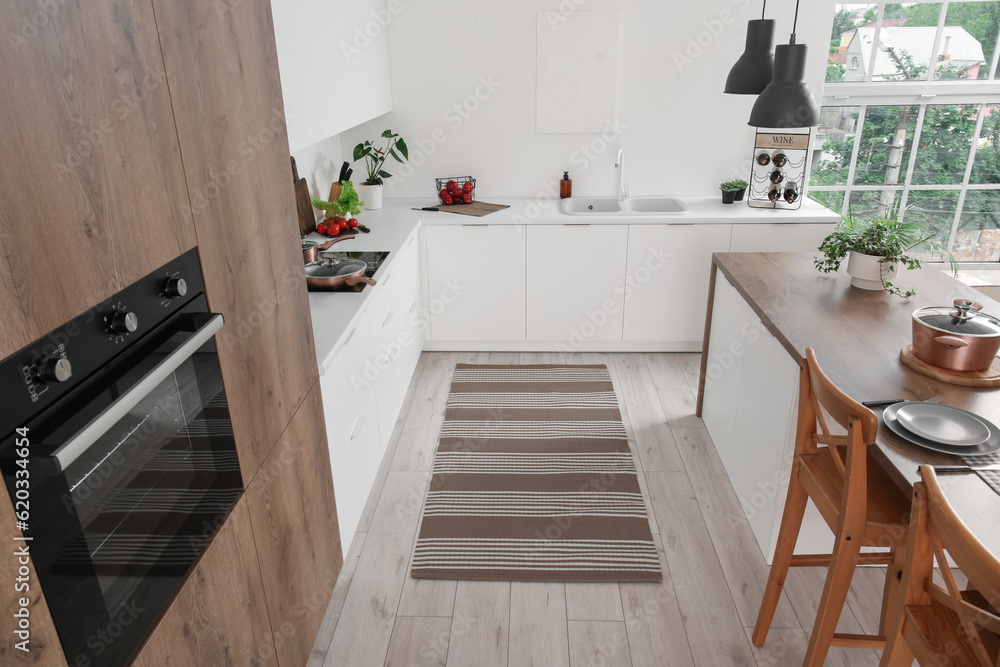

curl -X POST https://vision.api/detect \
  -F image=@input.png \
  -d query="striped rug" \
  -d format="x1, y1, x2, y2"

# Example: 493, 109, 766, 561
410, 364, 662, 582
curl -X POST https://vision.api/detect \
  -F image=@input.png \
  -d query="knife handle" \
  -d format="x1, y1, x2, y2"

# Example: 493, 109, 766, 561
862, 399, 905, 408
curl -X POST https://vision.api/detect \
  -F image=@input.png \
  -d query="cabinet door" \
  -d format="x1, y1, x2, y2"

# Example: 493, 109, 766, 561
134, 498, 277, 667
153, 0, 320, 479
331, 395, 382, 551
526, 225, 628, 341
701, 272, 755, 465
729, 223, 835, 253
244, 384, 343, 667
272, 0, 393, 152
622, 224, 732, 345
424, 225, 526, 341
321, 312, 375, 470
0, 0, 197, 360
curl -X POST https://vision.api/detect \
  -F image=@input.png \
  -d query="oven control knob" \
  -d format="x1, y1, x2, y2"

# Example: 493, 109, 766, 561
38, 357, 72, 384
110, 311, 139, 335
164, 277, 187, 298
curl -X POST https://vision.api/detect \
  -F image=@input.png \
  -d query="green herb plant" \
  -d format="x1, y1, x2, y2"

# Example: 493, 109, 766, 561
814, 205, 956, 298
720, 180, 747, 192
353, 129, 409, 186
312, 181, 363, 218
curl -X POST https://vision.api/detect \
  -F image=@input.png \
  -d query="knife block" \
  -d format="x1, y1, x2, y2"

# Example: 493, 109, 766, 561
328, 182, 342, 204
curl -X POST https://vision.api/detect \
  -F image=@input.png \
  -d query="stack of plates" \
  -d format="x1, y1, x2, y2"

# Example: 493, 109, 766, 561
882, 402, 1000, 455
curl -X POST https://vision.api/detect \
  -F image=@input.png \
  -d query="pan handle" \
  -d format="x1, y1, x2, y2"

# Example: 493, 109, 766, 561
345, 275, 377, 287
934, 335, 969, 349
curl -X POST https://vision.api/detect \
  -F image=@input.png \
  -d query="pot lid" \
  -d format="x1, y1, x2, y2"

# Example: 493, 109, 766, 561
305, 258, 367, 278
302, 239, 317, 250
913, 299, 1000, 337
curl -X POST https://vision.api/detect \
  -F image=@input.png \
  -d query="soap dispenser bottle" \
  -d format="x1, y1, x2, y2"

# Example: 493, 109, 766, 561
560, 171, 572, 199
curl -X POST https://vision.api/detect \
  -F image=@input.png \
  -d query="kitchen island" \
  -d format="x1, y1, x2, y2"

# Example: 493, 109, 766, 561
698, 252, 1000, 561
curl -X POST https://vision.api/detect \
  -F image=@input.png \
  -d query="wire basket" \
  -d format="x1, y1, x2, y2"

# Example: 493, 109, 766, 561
435, 176, 476, 205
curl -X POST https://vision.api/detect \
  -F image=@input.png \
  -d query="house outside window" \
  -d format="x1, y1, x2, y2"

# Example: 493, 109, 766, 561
811, 1, 1000, 262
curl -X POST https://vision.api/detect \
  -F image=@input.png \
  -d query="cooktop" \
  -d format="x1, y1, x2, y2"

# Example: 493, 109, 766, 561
310, 251, 390, 292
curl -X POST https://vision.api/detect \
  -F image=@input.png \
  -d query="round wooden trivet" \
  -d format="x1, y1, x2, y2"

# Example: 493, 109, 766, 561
900, 344, 1000, 388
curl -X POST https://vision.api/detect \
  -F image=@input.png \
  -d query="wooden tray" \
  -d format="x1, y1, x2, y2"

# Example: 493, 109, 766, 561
900, 344, 1000, 388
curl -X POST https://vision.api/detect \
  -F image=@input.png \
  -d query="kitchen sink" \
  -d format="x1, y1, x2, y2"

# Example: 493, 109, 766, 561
623, 197, 686, 214
560, 198, 623, 214
559, 196, 686, 216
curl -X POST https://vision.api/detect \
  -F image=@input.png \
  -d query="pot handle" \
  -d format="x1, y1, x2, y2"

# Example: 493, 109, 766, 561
934, 335, 969, 349
953, 299, 983, 319
345, 275, 377, 287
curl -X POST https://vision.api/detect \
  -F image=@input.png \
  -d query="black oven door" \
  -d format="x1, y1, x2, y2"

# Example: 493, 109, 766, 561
1, 296, 242, 666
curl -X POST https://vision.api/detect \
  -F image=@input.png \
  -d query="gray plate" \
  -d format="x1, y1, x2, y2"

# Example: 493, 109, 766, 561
883, 402, 1000, 456
894, 402, 991, 446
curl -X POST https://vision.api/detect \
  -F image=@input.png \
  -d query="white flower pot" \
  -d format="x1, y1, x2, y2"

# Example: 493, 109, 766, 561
359, 183, 383, 210
845, 251, 898, 290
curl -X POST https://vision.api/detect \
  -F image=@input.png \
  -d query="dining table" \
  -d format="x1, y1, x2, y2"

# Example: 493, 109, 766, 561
696, 251, 1000, 554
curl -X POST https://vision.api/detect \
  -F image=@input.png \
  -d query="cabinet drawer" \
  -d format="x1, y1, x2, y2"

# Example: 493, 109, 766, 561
331, 394, 381, 553
729, 223, 835, 253
320, 311, 373, 467
368, 234, 419, 340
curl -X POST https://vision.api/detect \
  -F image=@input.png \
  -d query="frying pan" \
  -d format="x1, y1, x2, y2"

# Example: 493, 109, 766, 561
304, 257, 377, 290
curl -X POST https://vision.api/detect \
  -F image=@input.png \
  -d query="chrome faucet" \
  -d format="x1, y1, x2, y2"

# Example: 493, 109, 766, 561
615, 149, 630, 201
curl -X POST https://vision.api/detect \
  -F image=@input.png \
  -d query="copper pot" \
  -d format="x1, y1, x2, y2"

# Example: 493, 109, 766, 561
302, 234, 356, 263
911, 299, 1000, 372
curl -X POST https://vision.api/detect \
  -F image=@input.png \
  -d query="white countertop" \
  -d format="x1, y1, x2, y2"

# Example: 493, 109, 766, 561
307, 195, 840, 371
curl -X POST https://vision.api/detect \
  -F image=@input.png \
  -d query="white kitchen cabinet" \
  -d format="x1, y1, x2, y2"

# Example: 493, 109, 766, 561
701, 272, 753, 465
271, 0, 393, 153
330, 394, 382, 550
729, 223, 836, 253
320, 312, 375, 470
423, 224, 526, 342
702, 272, 833, 563
622, 224, 732, 347
525, 225, 628, 342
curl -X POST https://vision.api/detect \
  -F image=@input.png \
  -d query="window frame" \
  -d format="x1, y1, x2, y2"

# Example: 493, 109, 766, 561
812, 0, 1000, 259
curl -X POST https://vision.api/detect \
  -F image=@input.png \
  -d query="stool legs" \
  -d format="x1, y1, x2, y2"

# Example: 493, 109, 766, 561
802, 529, 863, 666
753, 464, 809, 646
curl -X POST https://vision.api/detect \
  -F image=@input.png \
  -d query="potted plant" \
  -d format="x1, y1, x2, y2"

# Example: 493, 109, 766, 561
814, 206, 955, 298
720, 180, 746, 204
730, 179, 748, 201
353, 129, 408, 210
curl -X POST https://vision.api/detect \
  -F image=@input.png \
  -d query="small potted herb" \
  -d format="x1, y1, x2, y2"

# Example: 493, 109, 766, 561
720, 180, 746, 204
353, 129, 408, 210
730, 179, 748, 201
814, 206, 955, 298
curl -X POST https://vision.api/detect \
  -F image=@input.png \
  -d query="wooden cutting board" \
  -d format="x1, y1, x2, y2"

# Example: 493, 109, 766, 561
417, 201, 510, 217
291, 156, 315, 235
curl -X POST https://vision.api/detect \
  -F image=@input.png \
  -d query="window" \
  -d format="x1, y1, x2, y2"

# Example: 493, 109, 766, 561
811, 1, 1000, 261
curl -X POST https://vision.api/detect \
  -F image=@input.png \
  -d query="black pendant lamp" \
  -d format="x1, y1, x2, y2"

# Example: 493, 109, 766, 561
724, 2, 775, 95
748, 0, 819, 127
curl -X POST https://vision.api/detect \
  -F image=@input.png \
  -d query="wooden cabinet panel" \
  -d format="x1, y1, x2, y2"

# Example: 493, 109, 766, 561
0, 488, 65, 665
150, 0, 318, 478
245, 383, 343, 667
0, 0, 197, 359
133, 498, 277, 667
526, 225, 628, 342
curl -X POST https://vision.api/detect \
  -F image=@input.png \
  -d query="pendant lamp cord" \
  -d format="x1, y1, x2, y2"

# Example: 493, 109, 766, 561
761, 0, 766, 20
790, 0, 800, 44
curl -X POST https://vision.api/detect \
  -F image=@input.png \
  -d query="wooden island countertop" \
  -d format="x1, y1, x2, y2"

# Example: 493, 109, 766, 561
697, 252, 1000, 551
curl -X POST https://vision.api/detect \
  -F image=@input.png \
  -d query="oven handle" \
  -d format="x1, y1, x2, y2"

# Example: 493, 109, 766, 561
50, 314, 225, 473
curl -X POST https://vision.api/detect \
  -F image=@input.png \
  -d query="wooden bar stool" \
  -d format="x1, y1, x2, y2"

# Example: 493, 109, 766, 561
752, 348, 912, 666
880, 466, 1000, 666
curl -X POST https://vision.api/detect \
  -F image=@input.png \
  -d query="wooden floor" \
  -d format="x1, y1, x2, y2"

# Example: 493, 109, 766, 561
307, 352, 891, 667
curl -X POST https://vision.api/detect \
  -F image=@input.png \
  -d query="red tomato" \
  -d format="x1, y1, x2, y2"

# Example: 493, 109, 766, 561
441, 194, 453, 205
462, 181, 474, 192
446, 180, 457, 190
440, 188, 450, 199
316, 222, 328, 235
462, 193, 473, 203
347, 218, 359, 228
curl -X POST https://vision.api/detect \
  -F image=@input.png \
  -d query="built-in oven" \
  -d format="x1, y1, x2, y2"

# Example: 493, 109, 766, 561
0, 248, 241, 666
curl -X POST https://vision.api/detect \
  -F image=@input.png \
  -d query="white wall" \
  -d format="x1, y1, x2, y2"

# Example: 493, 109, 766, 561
293, 134, 348, 208
311, 0, 837, 200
